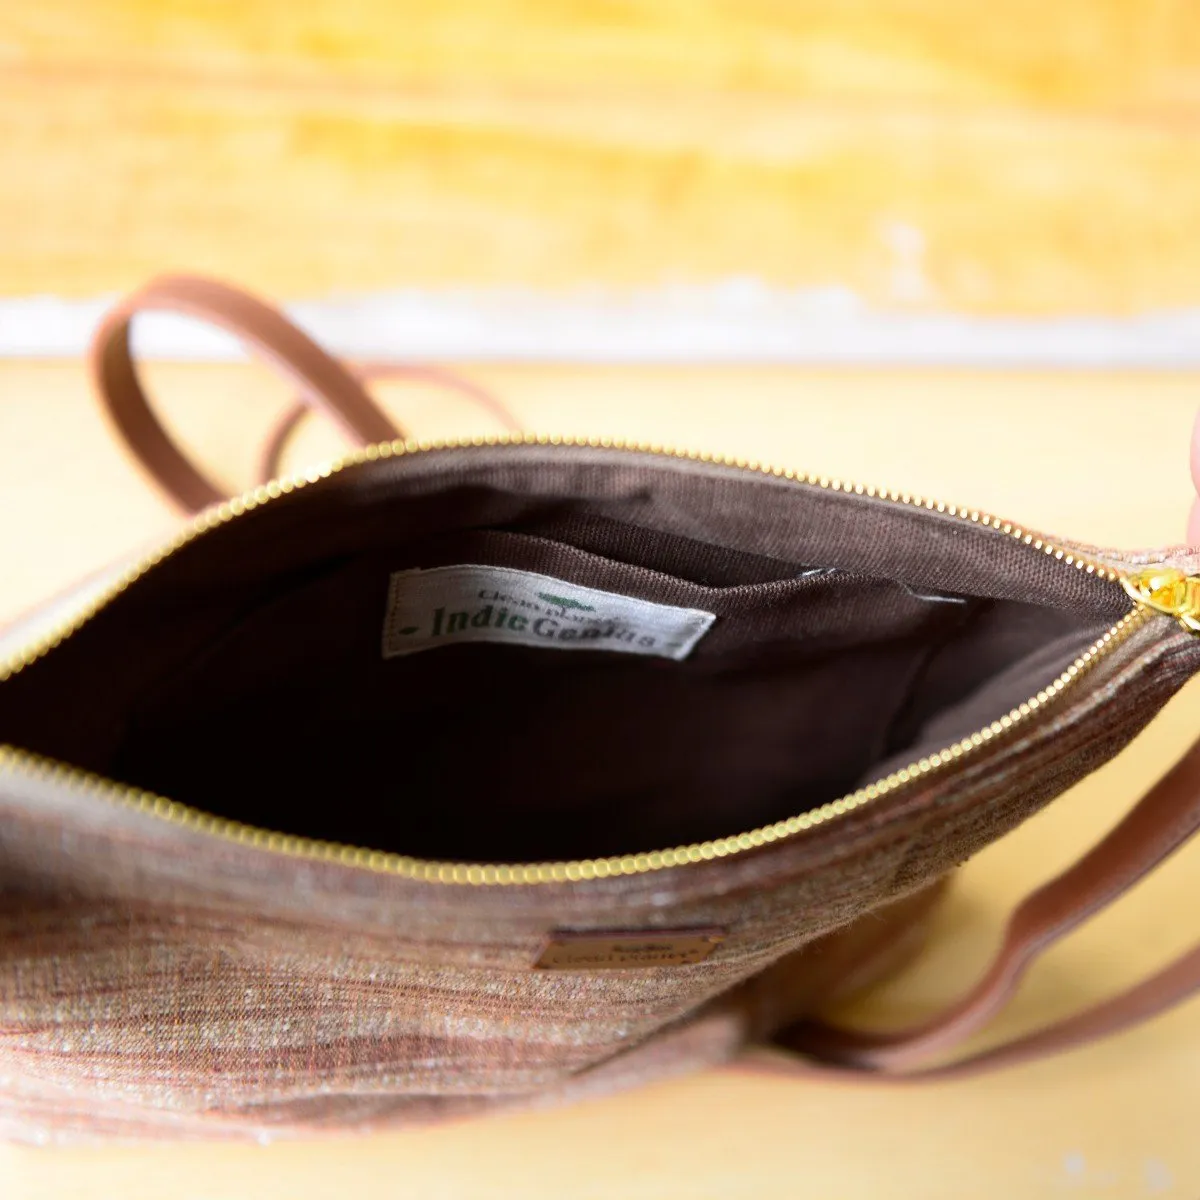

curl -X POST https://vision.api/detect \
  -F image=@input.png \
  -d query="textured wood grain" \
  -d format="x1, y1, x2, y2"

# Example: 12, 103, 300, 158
3, 1, 1200, 310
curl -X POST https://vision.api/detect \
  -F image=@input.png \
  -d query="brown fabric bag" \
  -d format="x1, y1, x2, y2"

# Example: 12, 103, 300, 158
2, 275, 1199, 1144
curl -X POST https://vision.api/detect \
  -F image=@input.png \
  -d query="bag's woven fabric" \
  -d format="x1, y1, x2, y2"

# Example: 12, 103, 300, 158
1, 609, 1196, 1143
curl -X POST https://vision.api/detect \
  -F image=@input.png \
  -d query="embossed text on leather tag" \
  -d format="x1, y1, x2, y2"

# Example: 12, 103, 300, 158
535, 929, 725, 970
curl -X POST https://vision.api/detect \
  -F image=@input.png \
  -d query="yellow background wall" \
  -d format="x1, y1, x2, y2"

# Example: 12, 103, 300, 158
4, 1, 1200, 311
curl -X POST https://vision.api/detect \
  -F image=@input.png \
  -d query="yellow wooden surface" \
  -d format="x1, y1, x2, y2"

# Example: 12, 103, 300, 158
1, 361, 1199, 1198
3, 0, 1200, 312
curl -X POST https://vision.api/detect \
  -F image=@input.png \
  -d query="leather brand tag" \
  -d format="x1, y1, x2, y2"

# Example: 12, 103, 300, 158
535, 929, 725, 970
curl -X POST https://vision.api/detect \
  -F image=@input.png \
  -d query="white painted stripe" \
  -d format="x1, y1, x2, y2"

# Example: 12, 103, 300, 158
3, 282, 1200, 367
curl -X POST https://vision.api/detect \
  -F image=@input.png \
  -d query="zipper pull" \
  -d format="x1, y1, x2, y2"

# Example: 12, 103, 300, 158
1120, 567, 1200, 632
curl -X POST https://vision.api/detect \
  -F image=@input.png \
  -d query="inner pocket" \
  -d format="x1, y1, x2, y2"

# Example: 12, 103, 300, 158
103, 530, 1075, 861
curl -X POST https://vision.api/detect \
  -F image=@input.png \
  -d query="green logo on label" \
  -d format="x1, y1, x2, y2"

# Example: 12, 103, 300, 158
536, 592, 595, 612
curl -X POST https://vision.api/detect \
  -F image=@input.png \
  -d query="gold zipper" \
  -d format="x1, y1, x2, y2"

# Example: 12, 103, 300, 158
0, 434, 1181, 885
1120, 567, 1200, 632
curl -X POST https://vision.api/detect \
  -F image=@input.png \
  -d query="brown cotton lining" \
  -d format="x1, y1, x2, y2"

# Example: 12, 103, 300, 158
0, 446, 1127, 862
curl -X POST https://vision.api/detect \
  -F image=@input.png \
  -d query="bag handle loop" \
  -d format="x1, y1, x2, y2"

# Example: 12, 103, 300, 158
90, 274, 515, 513
778, 734, 1200, 1078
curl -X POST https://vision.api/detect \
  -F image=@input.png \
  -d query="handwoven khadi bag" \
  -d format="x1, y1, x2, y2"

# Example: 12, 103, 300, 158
2, 276, 1199, 1144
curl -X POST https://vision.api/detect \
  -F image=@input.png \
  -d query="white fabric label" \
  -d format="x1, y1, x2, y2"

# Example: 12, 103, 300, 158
383, 564, 715, 661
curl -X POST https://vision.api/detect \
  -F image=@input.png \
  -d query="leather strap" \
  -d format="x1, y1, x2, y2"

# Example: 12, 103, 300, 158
781, 732, 1200, 1077
89, 275, 515, 513
256, 364, 518, 485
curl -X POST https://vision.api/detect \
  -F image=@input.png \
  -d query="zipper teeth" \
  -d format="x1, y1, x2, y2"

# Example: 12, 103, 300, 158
0, 432, 1140, 885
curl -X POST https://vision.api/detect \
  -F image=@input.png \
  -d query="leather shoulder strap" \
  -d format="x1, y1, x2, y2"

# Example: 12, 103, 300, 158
254, 364, 520, 486
780, 730, 1200, 1078
90, 275, 400, 513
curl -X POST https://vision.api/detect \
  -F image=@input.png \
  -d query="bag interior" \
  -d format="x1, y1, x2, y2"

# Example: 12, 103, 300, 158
0, 445, 1128, 863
